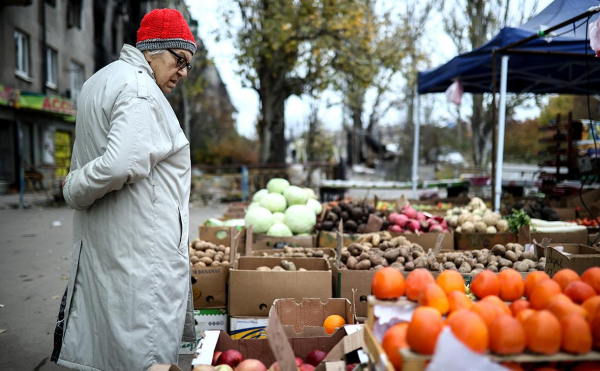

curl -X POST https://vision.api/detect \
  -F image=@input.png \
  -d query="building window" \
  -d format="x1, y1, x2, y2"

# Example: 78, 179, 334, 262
14, 30, 30, 78
46, 48, 58, 90
70, 61, 84, 107
46, 0, 56, 7
67, 0, 82, 29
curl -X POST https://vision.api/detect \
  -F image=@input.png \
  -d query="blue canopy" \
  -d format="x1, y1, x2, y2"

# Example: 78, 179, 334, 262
417, 0, 600, 95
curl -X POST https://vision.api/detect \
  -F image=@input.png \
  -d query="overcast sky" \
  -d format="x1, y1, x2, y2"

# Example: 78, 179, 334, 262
187, 0, 554, 139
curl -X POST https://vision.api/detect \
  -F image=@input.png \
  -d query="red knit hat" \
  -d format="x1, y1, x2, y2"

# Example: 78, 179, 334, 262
136, 9, 197, 54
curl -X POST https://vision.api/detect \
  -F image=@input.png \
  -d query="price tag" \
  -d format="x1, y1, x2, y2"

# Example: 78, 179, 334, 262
433, 233, 446, 256
364, 214, 383, 233
266, 311, 297, 371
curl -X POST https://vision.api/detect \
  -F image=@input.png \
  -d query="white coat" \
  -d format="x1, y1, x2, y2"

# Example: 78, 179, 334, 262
57, 44, 195, 371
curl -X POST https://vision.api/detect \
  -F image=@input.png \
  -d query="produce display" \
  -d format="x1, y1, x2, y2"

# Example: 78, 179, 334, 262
318, 200, 381, 233
446, 197, 508, 233
386, 205, 450, 233
339, 232, 440, 272
205, 218, 245, 227
372, 266, 600, 370
245, 178, 320, 236
412, 202, 453, 211
255, 247, 332, 259
189, 239, 231, 268
572, 216, 600, 227
438, 243, 545, 273
255, 260, 307, 271
529, 218, 588, 233
510, 199, 561, 221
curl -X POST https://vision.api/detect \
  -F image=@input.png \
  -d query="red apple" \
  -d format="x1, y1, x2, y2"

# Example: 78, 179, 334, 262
216, 350, 244, 368
295, 357, 304, 366
305, 350, 327, 367
212, 351, 222, 366
346, 364, 358, 371
299, 365, 316, 371
237, 359, 267, 371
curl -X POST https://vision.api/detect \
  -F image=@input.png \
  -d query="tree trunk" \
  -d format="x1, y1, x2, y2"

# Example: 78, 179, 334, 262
471, 94, 484, 167
259, 87, 288, 164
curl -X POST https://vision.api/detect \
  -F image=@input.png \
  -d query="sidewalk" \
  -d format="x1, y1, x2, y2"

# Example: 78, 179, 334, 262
0, 192, 56, 210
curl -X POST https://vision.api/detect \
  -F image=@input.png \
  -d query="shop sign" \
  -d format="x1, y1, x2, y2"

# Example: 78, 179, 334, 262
19, 93, 76, 116
0, 85, 20, 107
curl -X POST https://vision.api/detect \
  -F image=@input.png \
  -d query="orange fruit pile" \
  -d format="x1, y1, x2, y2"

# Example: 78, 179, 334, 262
377, 266, 600, 369
323, 314, 345, 335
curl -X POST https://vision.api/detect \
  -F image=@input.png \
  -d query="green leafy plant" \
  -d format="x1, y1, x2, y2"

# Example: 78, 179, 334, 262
505, 209, 531, 233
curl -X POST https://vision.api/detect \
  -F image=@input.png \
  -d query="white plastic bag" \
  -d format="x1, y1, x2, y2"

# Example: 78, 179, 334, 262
589, 17, 600, 57
445, 79, 464, 105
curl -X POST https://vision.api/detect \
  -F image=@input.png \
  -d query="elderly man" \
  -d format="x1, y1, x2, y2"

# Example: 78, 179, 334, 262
51, 9, 196, 371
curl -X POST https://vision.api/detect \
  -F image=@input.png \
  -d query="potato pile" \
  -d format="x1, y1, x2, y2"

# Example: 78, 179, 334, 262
256, 260, 307, 271
445, 197, 509, 233
256, 246, 331, 259
439, 243, 545, 274
339, 232, 440, 272
188, 238, 231, 268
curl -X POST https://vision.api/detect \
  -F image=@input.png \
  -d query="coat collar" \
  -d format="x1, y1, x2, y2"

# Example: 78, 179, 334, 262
119, 44, 155, 80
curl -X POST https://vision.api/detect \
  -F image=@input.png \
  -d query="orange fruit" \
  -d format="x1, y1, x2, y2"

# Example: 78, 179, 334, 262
561, 313, 592, 354
381, 323, 408, 370
546, 294, 587, 321
446, 309, 488, 354
573, 362, 600, 371
436, 270, 465, 295
582, 267, 600, 295
564, 281, 596, 304
372, 267, 405, 300
510, 299, 530, 316
482, 295, 511, 315
488, 314, 526, 355
583, 296, 600, 319
525, 271, 550, 299
447, 290, 473, 313
406, 307, 443, 355
523, 310, 561, 355
405, 269, 435, 301
590, 307, 600, 348
323, 315, 346, 335
418, 283, 449, 315
516, 309, 536, 325
470, 270, 500, 299
498, 268, 525, 302
553, 268, 581, 291
471, 300, 503, 328
530, 279, 562, 310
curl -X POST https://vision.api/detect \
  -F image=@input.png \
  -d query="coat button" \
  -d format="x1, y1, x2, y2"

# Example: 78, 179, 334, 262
138, 71, 142, 73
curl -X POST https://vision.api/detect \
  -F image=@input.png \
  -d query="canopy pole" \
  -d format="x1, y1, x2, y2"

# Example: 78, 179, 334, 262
494, 55, 509, 212
412, 94, 421, 200
490, 51, 498, 211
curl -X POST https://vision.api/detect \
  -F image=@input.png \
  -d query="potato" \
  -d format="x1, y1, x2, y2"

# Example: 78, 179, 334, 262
371, 234, 381, 247
514, 244, 525, 252
390, 262, 404, 270
475, 221, 488, 233
348, 244, 363, 256
474, 263, 485, 270
522, 259, 536, 270
430, 262, 441, 271
487, 265, 499, 273
281, 260, 297, 271
205, 249, 217, 259
347, 256, 358, 270
404, 262, 415, 271
396, 256, 406, 264
199, 257, 213, 265
211, 261, 221, 267
498, 258, 512, 268
491, 244, 506, 256
458, 262, 472, 273
487, 255, 499, 264
454, 257, 465, 267
256, 266, 271, 271
272, 266, 285, 271
194, 262, 206, 267
476, 255, 487, 265
536, 262, 545, 271
358, 252, 370, 262
412, 251, 424, 259
512, 261, 529, 272
499, 266, 511, 272
298, 268, 307, 272
356, 260, 372, 270
190, 256, 200, 264
384, 248, 400, 263
504, 250, 518, 262
443, 262, 457, 271
520, 251, 535, 261
414, 257, 428, 269
373, 265, 385, 271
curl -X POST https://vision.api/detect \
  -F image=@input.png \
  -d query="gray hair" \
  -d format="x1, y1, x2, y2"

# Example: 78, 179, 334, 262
146, 49, 166, 56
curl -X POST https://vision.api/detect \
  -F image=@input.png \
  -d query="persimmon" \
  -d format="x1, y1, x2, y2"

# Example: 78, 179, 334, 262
498, 268, 525, 301
546, 294, 587, 321
523, 310, 561, 355
436, 270, 465, 295
582, 267, 600, 295
406, 307, 443, 355
564, 281, 596, 304
447, 290, 473, 313
510, 299, 530, 317
372, 267, 405, 300
524, 271, 550, 299
553, 268, 580, 291
471, 300, 503, 328
561, 313, 592, 354
583, 296, 600, 319
482, 295, 511, 315
382, 323, 408, 371
418, 283, 449, 315
516, 309, 536, 325
530, 279, 562, 310
489, 314, 526, 355
470, 270, 500, 299
405, 269, 435, 302
446, 309, 488, 354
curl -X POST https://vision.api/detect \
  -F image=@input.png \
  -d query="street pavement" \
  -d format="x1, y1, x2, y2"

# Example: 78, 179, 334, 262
0, 199, 226, 371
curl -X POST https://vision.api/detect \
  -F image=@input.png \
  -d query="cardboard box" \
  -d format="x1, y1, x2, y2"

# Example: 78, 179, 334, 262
535, 243, 600, 277
554, 207, 577, 221
565, 189, 600, 211
518, 225, 589, 246
198, 223, 245, 249
180, 308, 228, 354
332, 263, 375, 318
454, 232, 517, 250
148, 365, 183, 371
252, 233, 316, 250
271, 298, 355, 336
392, 231, 455, 250
193, 329, 348, 368
228, 256, 332, 317
229, 317, 269, 339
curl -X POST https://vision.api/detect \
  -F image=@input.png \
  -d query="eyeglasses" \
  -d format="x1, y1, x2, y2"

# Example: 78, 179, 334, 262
167, 49, 192, 72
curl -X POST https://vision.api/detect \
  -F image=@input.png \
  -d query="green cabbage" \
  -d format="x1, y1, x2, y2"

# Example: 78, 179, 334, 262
306, 198, 323, 215
252, 189, 269, 202
272, 212, 286, 223
244, 206, 273, 234
284, 185, 309, 206
247, 202, 261, 211
304, 187, 318, 199
284, 205, 316, 234
266, 222, 293, 237
259, 193, 287, 213
222, 219, 245, 227
266, 178, 290, 194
